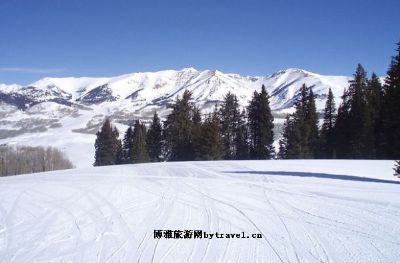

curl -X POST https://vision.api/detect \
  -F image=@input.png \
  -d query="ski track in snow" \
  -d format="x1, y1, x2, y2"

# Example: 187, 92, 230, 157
0, 160, 400, 263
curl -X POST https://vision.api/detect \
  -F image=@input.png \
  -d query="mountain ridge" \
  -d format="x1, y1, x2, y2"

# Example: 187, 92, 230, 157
0, 67, 356, 167
0, 67, 351, 112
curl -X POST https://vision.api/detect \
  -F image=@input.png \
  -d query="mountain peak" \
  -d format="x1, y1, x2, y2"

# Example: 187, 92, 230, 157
180, 67, 198, 72
277, 68, 313, 75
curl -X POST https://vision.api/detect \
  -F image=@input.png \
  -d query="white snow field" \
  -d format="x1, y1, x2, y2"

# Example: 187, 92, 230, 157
0, 160, 399, 263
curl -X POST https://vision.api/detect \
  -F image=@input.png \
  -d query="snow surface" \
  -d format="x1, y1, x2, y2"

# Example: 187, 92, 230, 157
0, 160, 399, 262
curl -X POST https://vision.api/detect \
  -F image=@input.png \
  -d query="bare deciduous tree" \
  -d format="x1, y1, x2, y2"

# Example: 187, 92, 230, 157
0, 146, 74, 176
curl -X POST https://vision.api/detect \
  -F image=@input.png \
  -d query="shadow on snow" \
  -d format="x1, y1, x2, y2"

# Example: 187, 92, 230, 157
225, 171, 400, 185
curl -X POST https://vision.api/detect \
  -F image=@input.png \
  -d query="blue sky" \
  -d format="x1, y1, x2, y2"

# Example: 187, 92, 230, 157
0, 0, 399, 84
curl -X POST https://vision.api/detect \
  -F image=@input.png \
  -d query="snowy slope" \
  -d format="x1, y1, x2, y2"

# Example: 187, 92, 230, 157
0, 160, 399, 262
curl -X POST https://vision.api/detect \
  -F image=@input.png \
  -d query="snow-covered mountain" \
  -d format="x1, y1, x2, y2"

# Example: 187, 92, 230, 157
1, 67, 350, 113
0, 68, 352, 167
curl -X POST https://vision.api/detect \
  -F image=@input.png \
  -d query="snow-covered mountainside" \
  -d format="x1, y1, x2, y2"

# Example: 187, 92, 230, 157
1, 68, 350, 113
0, 160, 399, 262
0, 68, 351, 167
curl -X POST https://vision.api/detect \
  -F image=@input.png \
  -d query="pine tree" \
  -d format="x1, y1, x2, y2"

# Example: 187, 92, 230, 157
381, 42, 400, 159
146, 113, 162, 162
394, 160, 400, 177
335, 64, 372, 158
278, 84, 319, 159
112, 127, 123, 164
235, 109, 249, 159
192, 106, 203, 160
131, 120, 149, 163
348, 64, 370, 158
305, 88, 319, 157
293, 84, 315, 158
335, 88, 351, 158
319, 88, 336, 158
292, 84, 309, 158
197, 108, 223, 160
277, 115, 291, 159
163, 90, 195, 161
94, 119, 120, 166
247, 85, 274, 159
366, 73, 383, 157
122, 126, 134, 163
115, 139, 123, 164
220, 92, 242, 159
247, 90, 259, 158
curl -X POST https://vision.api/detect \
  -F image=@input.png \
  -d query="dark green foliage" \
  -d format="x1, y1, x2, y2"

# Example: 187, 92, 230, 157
192, 106, 204, 160
235, 109, 250, 159
278, 115, 293, 159
319, 88, 337, 158
335, 64, 375, 158
94, 119, 120, 166
131, 120, 149, 163
146, 113, 162, 162
381, 42, 400, 159
115, 138, 123, 164
163, 90, 196, 161
334, 89, 351, 158
113, 128, 124, 164
306, 88, 319, 156
247, 85, 275, 159
122, 126, 134, 163
219, 92, 244, 159
366, 73, 383, 157
394, 160, 400, 177
197, 108, 223, 160
348, 65, 371, 157
278, 84, 319, 159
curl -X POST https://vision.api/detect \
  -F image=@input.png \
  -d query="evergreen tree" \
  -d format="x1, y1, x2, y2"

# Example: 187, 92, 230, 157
348, 64, 370, 157
394, 160, 400, 177
94, 119, 120, 166
381, 42, 400, 159
112, 127, 123, 165
335, 88, 351, 158
247, 85, 275, 159
146, 113, 162, 162
122, 126, 134, 163
278, 84, 319, 159
191, 106, 203, 160
197, 108, 223, 160
131, 120, 149, 163
115, 139, 123, 164
305, 88, 319, 157
277, 115, 292, 159
319, 88, 337, 158
163, 90, 195, 161
335, 64, 372, 158
220, 92, 242, 159
235, 109, 250, 159
291, 85, 309, 158
366, 73, 383, 157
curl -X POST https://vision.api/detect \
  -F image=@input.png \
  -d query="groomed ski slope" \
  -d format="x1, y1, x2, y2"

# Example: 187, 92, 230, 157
0, 160, 399, 263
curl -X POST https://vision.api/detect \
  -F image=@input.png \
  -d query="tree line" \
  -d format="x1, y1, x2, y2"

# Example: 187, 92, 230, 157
0, 146, 74, 176
94, 42, 400, 170
279, 42, 400, 161
94, 84, 274, 166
